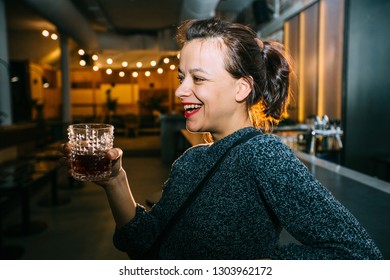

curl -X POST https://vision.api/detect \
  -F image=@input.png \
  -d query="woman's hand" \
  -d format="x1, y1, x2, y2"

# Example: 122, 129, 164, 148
59, 143, 72, 176
60, 143, 136, 226
94, 148, 124, 187
59, 143, 125, 187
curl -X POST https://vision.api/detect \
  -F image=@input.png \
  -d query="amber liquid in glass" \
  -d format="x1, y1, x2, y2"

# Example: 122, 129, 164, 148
73, 154, 111, 176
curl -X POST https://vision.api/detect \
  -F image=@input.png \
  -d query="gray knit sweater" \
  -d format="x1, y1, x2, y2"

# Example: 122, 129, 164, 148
113, 127, 383, 259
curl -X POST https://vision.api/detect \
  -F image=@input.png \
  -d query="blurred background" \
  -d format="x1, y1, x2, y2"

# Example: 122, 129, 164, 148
0, 0, 389, 260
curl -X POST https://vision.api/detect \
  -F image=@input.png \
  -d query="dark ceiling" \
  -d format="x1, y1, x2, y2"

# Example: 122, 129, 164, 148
70, 0, 184, 34
5, 0, 271, 69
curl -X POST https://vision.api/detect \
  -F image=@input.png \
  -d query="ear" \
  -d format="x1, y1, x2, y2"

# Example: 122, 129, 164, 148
235, 77, 253, 102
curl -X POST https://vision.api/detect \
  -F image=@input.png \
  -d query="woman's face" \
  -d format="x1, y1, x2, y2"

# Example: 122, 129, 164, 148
176, 38, 251, 140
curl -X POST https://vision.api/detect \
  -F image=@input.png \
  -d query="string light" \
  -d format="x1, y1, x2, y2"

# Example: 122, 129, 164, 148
71, 50, 180, 76
42, 29, 58, 41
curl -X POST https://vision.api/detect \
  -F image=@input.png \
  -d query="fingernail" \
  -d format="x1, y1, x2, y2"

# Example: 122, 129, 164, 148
107, 150, 116, 158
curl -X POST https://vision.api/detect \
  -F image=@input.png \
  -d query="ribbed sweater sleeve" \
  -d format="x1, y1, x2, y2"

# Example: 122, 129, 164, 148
246, 134, 383, 259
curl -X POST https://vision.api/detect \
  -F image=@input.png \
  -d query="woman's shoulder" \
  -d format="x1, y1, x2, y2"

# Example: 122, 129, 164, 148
184, 143, 210, 155
180, 131, 288, 157
240, 132, 298, 165
246, 132, 286, 150
172, 143, 210, 166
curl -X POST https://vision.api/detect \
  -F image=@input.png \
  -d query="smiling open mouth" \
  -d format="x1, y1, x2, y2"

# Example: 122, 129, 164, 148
183, 103, 203, 117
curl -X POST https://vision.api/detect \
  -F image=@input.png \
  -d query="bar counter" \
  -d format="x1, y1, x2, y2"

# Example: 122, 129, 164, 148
295, 150, 390, 258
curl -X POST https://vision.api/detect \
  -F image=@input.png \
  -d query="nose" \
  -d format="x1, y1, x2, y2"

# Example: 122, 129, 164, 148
175, 80, 192, 100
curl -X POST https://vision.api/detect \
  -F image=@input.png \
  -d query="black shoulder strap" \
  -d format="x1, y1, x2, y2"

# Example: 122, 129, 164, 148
141, 130, 261, 259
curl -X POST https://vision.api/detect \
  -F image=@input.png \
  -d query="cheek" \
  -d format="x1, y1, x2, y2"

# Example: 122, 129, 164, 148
203, 95, 234, 118
196, 80, 237, 109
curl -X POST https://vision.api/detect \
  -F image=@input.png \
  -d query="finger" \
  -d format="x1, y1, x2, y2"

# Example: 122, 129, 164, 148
107, 148, 123, 178
59, 143, 71, 154
59, 144, 65, 154
106, 148, 123, 160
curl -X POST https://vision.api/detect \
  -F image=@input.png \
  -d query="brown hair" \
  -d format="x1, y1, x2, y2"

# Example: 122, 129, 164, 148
177, 18, 293, 133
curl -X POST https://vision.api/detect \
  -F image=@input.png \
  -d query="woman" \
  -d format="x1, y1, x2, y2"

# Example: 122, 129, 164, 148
63, 18, 382, 259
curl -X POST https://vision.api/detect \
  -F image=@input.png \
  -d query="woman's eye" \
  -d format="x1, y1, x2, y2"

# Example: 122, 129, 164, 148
193, 76, 205, 83
177, 75, 184, 84
177, 74, 205, 84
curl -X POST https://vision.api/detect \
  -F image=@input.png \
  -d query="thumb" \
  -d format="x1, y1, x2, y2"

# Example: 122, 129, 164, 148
108, 148, 123, 178
107, 148, 122, 160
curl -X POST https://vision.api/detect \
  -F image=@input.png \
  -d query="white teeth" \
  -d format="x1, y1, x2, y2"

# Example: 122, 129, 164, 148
184, 104, 202, 110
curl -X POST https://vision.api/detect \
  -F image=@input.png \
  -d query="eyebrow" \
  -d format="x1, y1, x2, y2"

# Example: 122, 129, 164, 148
178, 67, 210, 75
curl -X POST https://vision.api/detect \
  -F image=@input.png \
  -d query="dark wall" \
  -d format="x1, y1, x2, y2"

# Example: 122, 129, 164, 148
10, 60, 32, 123
343, 0, 390, 179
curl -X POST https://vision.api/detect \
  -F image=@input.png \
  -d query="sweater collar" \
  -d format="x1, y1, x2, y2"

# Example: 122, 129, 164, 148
207, 126, 259, 155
